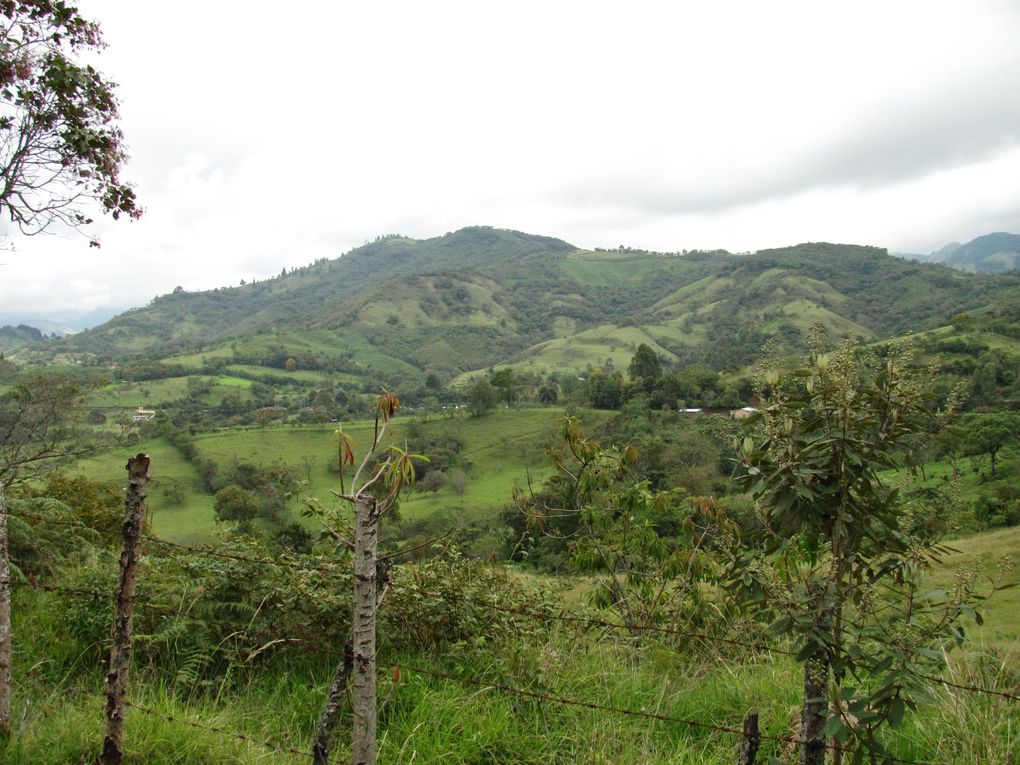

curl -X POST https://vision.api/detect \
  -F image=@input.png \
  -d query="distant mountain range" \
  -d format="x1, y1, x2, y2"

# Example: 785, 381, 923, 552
12, 226, 1016, 385
0, 305, 126, 337
895, 232, 1020, 274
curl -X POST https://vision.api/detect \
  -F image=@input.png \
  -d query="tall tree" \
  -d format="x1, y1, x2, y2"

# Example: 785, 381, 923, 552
0, 373, 91, 738
732, 339, 976, 764
628, 343, 662, 391
0, 1, 140, 241
467, 378, 497, 416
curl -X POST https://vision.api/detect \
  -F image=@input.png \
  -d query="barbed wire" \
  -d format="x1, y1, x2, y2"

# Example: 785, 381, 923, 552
366, 654, 931, 765
6, 508, 1018, 703
125, 700, 309, 759
2, 507, 106, 530
917, 672, 1019, 702
5, 579, 305, 648
387, 578, 797, 656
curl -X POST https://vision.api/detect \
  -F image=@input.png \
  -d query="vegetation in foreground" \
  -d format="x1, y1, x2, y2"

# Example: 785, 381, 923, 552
1, 339, 1018, 763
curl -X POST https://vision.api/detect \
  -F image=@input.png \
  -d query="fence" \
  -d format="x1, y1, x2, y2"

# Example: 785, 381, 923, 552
0, 460, 1015, 764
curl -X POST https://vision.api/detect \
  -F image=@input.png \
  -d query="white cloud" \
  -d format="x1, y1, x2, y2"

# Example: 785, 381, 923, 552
1, 0, 1018, 314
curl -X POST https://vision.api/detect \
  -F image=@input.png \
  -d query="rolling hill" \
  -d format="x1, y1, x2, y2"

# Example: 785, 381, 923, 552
16, 227, 1020, 384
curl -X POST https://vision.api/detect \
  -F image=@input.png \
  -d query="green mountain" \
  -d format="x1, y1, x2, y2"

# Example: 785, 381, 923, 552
940, 233, 1020, 273
0, 323, 46, 351
26, 227, 1020, 383
898, 232, 1020, 274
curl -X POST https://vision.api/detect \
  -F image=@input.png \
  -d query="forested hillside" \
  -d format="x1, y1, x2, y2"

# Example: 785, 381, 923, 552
16, 228, 1020, 387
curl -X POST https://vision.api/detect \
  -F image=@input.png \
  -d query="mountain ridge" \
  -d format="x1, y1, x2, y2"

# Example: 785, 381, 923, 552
16, 227, 1020, 383
895, 232, 1020, 274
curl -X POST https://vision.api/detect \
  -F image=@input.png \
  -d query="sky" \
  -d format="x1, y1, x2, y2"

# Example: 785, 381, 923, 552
3, 0, 1020, 316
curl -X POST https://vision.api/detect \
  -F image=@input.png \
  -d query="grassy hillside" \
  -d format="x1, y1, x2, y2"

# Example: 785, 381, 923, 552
15, 230, 1017, 390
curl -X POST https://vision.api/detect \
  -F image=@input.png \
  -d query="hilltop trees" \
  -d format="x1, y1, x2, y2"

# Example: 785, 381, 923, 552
0, 1, 140, 240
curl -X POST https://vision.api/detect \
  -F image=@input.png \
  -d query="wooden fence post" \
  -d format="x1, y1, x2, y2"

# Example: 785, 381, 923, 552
736, 711, 760, 765
311, 640, 354, 765
100, 454, 149, 765
0, 481, 10, 740
350, 493, 378, 765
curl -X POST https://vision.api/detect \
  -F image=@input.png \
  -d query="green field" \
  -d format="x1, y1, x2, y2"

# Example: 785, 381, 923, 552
70, 408, 612, 542
72, 438, 210, 543
87, 375, 255, 412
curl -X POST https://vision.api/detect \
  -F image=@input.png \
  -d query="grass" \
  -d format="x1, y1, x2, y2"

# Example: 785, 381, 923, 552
87, 376, 255, 411
71, 438, 211, 543
66, 408, 611, 543
192, 408, 600, 524
5, 612, 1015, 764
927, 525, 1020, 653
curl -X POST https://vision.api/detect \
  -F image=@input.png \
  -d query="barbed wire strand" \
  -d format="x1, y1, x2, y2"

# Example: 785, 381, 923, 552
388, 578, 796, 656
6, 510, 1017, 702
917, 672, 1019, 702
5, 579, 304, 648
367, 655, 931, 765
125, 700, 309, 758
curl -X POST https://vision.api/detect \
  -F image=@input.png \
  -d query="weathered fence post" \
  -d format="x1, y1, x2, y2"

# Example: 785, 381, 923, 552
100, 454, 149, 765
736, 711, 760, 765
350, 493, 378, 765
0, 481, 11, 740
311, 639, 354, 765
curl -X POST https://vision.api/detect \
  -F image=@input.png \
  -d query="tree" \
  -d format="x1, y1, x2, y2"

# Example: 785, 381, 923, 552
587, 369, 625, 409
961, 412, 1019, 477
628, 343, 662, 390
0, 373, 91, 487
213, 484, 259, 530
537, 384, 558, 406
312, 391, 419, 765
0, 372, 91, 737
732, 339, 976, 763
0, 1, 140, 240
489, 368, 517, 407
519, 417, 732, 632
467, 378, 497, 416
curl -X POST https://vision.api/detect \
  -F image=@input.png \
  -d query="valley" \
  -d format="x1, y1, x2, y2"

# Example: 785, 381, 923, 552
2, 228, 1019, 764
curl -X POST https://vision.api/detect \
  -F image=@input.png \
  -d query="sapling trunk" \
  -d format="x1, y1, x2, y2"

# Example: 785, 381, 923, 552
350, 493, 378, 765
801, 586, 833, 765
313, 558, 392, 764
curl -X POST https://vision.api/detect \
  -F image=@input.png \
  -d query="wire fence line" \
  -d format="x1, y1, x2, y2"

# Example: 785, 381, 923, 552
124, 700, 310, 759
5, 579, 935, 765
2, 505, 1015, 764
360, 654, 934, 765
6, 506, 1019, 703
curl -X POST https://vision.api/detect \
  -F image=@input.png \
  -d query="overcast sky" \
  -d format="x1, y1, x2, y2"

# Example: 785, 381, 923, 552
3, 0, 1020, 316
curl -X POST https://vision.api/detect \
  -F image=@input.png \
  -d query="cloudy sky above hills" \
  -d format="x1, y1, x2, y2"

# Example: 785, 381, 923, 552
3, 0, 1020, 315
